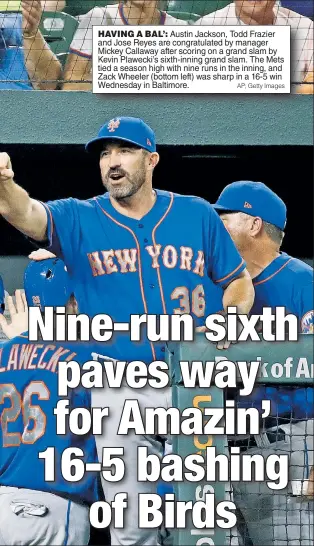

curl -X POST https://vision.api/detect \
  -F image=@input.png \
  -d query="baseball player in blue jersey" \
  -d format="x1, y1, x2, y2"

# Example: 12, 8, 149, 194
0, 259, 99, 545
0, 118, 254, 545
213, 180, 314, 546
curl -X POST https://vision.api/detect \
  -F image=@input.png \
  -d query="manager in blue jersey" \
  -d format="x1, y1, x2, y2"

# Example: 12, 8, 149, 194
0, 118, 254, 546
213, 180, 314, 546
213, 180, 313, 332
0, 117, 254, 361
0, 262, 99, 546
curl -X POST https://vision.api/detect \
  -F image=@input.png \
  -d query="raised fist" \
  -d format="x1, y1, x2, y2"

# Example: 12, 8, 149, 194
0, 153, 14, 183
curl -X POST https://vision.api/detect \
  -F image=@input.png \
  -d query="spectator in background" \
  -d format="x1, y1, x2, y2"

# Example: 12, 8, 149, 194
62, 0, 187, 91
41, 0, 66, 11
0, 0, 62, 89
195, 0, 314, 93
22, 0, 62, 89
0, 9, 32, 89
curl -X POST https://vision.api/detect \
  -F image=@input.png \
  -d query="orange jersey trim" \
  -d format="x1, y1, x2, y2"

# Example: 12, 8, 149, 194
254, 257, 294, 286
151, 192, 174, 314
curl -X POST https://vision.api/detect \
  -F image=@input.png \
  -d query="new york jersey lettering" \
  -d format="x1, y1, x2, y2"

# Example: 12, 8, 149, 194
87, 245, 205, 278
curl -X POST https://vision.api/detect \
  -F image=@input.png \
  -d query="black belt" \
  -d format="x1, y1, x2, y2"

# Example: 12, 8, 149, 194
229, 428, 286, 452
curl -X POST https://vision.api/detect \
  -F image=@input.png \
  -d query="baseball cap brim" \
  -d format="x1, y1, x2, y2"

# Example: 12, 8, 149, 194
85, 135, 146, 155
213, 204, 238, 213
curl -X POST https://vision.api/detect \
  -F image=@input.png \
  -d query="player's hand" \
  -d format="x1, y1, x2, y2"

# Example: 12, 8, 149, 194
195, 310, 235, 350
28, 249, 56, 260
195, 325, 232, 350
0, 290, 28, 339
196, 311, 245, 350
21, 0, 43, 37
0, 153, 14, 183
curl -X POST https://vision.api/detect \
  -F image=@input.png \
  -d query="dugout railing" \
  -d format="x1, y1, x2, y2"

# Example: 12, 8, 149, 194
166, 335, 314, 546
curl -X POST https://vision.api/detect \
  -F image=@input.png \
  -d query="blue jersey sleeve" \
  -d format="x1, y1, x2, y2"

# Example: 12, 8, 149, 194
206, 205, 246, 287
299, 281, 314, 334
43, 198, 80, 273
205, 281, 224, 315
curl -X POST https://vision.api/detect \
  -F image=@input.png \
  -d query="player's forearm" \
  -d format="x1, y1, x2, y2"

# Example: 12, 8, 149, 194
0, 179, 47, 241
23, 31, 62, 90
222, 269, 254, 315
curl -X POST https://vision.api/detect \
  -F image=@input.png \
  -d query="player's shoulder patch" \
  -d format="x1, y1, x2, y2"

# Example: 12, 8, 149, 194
301, 310, 314, 334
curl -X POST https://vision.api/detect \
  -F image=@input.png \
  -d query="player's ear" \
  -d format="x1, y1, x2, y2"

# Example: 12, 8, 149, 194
148, 152, 160, 170
251, 216, 263, 237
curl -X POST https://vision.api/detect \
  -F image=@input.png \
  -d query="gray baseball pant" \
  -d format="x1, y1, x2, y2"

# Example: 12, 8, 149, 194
0, 486, 90, 545
91, 377, 171, 546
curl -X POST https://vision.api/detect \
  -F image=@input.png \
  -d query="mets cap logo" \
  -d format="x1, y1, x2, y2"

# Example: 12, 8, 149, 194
108, 118, 120, 133
301, 310, 314, 334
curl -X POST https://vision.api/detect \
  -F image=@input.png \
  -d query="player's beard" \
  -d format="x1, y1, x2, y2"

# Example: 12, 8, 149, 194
102, 162, 147, 200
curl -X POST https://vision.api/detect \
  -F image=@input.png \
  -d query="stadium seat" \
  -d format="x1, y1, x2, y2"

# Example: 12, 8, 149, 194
39, 11, 78, 56
166, 1, 231, 17
167, 10, 199, 22
280, 1, 314, 18
64, 0, 118, 18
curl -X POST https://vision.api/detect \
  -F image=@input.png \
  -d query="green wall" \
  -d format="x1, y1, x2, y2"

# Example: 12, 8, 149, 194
1, 92, 312, 145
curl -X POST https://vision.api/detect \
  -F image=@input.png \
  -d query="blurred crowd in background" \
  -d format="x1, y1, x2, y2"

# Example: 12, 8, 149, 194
0, 0, 313, 91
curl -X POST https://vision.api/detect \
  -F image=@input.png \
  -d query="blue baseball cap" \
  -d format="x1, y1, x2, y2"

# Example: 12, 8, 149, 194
213, 181, 287, 231
85, 117, 156, 156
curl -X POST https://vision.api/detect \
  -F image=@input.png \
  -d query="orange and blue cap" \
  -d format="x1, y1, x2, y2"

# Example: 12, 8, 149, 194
85, 117, 156, 155
213, 181, 287, 231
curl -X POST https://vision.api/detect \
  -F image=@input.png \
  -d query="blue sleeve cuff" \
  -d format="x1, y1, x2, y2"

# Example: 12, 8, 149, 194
38, 202, 63, 258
